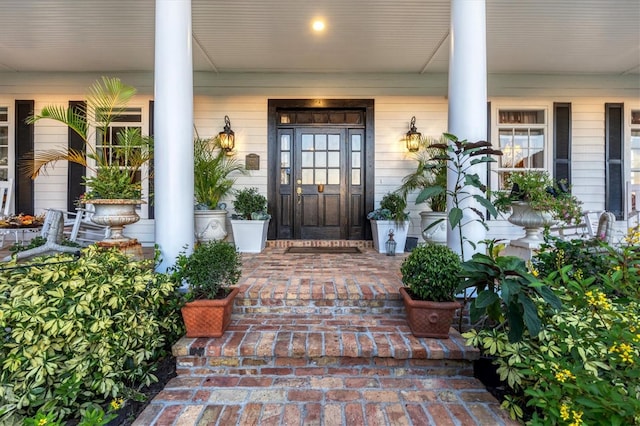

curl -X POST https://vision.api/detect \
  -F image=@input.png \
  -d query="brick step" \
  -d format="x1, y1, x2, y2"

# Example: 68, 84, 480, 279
266, 239, 374, 248
234, 293, 404, 315
173, 313, 479, 377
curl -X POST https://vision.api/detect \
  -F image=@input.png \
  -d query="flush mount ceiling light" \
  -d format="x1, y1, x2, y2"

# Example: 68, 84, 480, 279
312, 20, 325, 32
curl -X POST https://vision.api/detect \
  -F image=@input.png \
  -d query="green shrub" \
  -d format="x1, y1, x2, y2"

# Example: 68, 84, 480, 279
464, 238, 640, 425
171, 240, 242, 300
232, 187, 268, 220
0, 246, 184, 422
400, 243, 461, 302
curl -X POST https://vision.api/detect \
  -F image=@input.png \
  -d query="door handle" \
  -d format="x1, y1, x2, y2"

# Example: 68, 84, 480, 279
296, 187, 302, 204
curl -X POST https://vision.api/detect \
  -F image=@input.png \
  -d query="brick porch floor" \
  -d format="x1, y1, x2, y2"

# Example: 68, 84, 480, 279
134, 241, 517, 426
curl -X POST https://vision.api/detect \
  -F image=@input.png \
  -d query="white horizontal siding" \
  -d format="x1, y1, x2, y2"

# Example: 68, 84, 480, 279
0, 71, 638, 243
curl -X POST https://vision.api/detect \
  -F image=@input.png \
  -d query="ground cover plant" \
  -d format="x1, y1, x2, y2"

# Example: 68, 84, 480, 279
0, 246, 184, 423
464, 232, 640, 425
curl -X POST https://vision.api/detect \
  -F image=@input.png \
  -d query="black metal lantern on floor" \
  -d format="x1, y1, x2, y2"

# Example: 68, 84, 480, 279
385, 229, 397, 256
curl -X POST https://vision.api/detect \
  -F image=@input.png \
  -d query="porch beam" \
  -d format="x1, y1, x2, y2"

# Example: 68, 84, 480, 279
154, 0, 195, 271
447, 0, 488, 259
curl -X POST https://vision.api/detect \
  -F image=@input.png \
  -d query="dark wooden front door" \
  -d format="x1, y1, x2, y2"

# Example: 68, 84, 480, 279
268, 100, 374, 240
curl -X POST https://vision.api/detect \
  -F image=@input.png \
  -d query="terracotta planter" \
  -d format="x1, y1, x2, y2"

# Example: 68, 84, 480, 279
399, 287, 460, 339
181, 287, 240, 337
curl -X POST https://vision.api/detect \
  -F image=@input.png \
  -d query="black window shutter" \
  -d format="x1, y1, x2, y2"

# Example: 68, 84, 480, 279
553, 103, 571, 185
67, 101, 86, 212
605, 103, 624, 220
148, 100, 154, 219
15, 100, 34, 214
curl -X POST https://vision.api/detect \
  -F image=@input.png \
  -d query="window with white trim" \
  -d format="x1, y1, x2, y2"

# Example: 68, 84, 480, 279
95, 106, 149, 217
0, 107, 8, 181
630, 110, 640, 184
495, 109, 547, 189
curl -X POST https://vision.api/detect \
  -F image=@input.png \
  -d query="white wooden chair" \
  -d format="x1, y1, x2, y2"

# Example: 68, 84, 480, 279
64, 207, 110, 246
627, 181, 640, 229
0, 179, 19, 247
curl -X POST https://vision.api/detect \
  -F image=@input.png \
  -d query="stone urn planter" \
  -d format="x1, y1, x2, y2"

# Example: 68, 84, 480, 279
419, 211, 447, 245
194, 209, 228, 243
87, 199, 142, 243
507, 201, 557, 244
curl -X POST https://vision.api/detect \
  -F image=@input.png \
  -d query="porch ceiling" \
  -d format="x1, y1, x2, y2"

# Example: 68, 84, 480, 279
0, 0, 638, 75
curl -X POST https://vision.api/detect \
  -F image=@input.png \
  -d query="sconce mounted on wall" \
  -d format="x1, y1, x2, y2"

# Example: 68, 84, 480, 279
405, 116, 421, 153
218, 115, 235, 154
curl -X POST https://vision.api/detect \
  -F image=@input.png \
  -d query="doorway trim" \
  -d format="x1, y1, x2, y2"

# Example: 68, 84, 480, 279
267, 99, 375, 240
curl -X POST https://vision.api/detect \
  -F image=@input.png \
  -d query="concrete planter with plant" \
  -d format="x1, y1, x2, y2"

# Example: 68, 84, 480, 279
230, 187, 270, 253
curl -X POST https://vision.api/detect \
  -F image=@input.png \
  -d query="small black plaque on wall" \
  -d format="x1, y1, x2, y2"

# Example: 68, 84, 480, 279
246, 153, 260, 170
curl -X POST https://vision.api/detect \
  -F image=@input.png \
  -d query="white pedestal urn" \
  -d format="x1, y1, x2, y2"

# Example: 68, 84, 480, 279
87, 199, 142, 243
194, 209, 228, 243
508, 201, 556, 246
370, 220, 409, 254
419, 211, 448, 245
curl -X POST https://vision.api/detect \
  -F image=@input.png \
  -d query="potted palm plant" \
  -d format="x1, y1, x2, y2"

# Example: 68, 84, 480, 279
399, 243, 462, 338
172, 240, 242, 337
367, 192, 410, 254
230, 187, 271, 253
193, 133, 245, 243
26, 76, 151, 243
399, 136, 448, 244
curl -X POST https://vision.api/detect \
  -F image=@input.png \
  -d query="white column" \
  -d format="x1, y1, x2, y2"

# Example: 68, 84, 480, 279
447, 0, 487, 259
154, 0, 194, 272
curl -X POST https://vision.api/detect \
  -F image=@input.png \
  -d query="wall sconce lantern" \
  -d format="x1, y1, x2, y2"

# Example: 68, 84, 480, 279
405, 116, 421, 153
218, 115, 235, 154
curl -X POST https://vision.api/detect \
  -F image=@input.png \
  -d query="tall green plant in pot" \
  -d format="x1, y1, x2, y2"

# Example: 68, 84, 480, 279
399, 136, 448, 244
26, 77, 153, 243
230, 187, 271, 253
367, 192, 410, 254
172, 240, 242, 337
399, 243, 462, 338
193, 133, 246, 243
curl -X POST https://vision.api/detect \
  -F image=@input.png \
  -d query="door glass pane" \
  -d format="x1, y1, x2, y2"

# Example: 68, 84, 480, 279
328, 134, 340, 150
315, 170, 327, 185
351, 169, 360, 186
280, 168, 290, 185
351, 134, 361, 151
281, 134, 290, 151
302, 134, 314, 150
302, 169, 314, 184
315, 152, 326, 167
328, 152, 340, 167
352, 154, 361, 168
301, 152, 314, 167
281, 152, 290, 168
315, 134, 327, 151
328, 169, 340, 185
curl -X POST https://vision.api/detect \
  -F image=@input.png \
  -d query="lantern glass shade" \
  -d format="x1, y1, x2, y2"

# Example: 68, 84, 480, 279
405, 116, 421, 152
218, 115, 235, 153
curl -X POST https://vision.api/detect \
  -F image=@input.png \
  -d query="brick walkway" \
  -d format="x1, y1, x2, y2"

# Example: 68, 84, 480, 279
134, 242, 518, 426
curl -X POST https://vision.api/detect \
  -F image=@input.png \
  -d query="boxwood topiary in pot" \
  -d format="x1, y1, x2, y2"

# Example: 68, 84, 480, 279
172, 240, 242, 337
230, 187, 271, 253
399, 243, 461, 338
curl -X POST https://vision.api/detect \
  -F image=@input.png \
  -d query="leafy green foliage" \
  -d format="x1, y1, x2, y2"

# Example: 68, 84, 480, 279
171, 240, 242, 300
415, 133, 502, 260
398, 136, 448, 212
367, 192, 409, 222
232, 187, 268, 220
194, 135, 245, 209
0, 246, 184, 422
459, 240, 562, 342
400, 243, 461, 302
26, 77, 152, 201
464, 236, 640, 425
